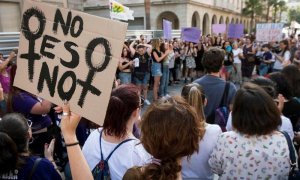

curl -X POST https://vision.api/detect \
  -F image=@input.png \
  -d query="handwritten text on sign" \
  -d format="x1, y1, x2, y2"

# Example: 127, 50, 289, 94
256, 23, 284, 42
14, 0, 127, 125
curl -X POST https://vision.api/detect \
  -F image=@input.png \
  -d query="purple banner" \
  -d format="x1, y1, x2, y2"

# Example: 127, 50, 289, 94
228, 24, 244, 38
181, 27, 201, 43
163, 19, 172, 40
212, 24, 226, 34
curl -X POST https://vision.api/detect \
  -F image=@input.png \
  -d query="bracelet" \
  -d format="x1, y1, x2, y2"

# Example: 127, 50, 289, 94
65, 142, 79, 147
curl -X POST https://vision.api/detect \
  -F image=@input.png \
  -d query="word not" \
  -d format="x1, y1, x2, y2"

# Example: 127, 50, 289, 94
20, 7, 112, 107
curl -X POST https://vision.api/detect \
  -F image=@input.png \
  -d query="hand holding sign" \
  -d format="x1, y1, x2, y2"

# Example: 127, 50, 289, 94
14, 0, 128, 125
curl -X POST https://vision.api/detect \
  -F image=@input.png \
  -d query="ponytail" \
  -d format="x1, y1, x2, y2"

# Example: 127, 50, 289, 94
0, 132, 18, 174
142, 158, 181, 180
188, 86, 205, 121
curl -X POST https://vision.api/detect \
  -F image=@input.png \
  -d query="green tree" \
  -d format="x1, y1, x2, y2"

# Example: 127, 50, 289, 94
265, 0, 277, 22
288, 7, 300, 24
242, 0, 263, 29
278, 1, 287, 23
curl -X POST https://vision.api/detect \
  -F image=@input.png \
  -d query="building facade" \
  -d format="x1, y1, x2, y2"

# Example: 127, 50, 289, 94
85, 0, 252, 35
0, 0, 252, 35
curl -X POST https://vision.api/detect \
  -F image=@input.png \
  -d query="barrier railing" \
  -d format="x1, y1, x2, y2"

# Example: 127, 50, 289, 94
0, 30, 181, 57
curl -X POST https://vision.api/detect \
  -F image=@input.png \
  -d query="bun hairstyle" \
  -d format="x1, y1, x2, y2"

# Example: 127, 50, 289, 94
103, 84, 140, 138
0, 113, 29, 174
140, 96, 204, 180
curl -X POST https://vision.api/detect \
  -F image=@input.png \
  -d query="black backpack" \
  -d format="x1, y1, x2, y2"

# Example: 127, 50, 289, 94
92, 130, 134, 180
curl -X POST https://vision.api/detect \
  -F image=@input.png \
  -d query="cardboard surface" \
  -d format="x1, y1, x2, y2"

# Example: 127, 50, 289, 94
212, 24, 226, 34
14, 0, 128, 125
227, 24, 244, 38
181, 27, 201, 43
256, 23, 284, 42
163, 19, 172, 40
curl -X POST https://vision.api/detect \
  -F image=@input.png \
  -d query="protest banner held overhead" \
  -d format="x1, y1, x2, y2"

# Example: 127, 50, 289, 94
212, 24, 226, 35
227, 24, 244, 38
163, 19, 172, 40
181, 27, 201, 43
14, 0, 128, 125
256, 23, 284, 42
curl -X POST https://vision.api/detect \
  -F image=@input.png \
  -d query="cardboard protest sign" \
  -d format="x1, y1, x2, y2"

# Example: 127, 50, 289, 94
14, 0, 128, 125
256, 23, 284, 42
212, 24, 226, 34
163, 19, 172, 40
181, 27, 201, 43
227, 24, 244, 38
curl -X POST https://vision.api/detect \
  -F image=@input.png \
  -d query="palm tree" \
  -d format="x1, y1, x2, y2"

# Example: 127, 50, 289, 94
242, 0, 263, 30
144, 0, 151, 29
265, 0, 277, 22
278, 1, 287, 23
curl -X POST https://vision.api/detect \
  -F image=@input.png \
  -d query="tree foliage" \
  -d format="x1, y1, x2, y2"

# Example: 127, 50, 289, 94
289, 7, 300, 24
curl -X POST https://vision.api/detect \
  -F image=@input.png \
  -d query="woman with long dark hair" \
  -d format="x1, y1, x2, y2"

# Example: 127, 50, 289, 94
241, 37, 256, 82
273, 40, 291, 71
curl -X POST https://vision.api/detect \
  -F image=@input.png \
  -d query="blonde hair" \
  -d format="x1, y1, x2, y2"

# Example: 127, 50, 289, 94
181, 83, 206, 122
152, 39, 160, 50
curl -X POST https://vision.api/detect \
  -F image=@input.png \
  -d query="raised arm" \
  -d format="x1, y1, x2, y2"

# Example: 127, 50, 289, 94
61, 104, 93, 180
0, 51, 16, 72
153, 50, 170, 62
129, 40, 136, 56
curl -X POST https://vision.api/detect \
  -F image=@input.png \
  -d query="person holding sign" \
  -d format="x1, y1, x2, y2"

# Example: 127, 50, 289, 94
8, 65, 54, 156
273, 40, 291, 71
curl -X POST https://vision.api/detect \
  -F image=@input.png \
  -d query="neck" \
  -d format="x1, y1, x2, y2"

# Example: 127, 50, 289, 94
176, 158, 183, 180
208, 72, 220, 77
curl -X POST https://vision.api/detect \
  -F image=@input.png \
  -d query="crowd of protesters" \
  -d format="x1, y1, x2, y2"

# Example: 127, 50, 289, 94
0, 32, 300, 180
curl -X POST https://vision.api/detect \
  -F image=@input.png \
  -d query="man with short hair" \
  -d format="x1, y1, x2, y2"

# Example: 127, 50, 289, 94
194, 48, 237, 124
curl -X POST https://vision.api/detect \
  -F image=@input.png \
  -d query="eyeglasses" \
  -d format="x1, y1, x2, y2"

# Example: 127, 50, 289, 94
27, 120, 33, 128
140, 97, 145, 107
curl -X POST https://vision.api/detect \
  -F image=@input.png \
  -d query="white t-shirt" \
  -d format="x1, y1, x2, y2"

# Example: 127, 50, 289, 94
182, 124, 222, 179
82, 128, 151, 180
226, 112, 294, 139
273, 51, 291, 70
232, 48, 243, 64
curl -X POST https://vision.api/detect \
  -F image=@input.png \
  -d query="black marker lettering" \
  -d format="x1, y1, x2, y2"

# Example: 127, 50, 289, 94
77, 37, 112, 107
20, 7, 45, 81
40, 35, 61, 59
60, 41, 79, 68
57, 71, 77, 101
37, 62, 58, 97
70, 16, 83, 38
53, 9, 72, 35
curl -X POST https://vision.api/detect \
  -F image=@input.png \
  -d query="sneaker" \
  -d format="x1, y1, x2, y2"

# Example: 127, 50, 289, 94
144, 99, 151, 105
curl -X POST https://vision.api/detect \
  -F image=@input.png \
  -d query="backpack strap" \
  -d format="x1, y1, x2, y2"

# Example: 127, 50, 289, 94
219, 82, 230, 107
99, 130, 134, 162
280, 131, 297, 172
28, 158, 42, 180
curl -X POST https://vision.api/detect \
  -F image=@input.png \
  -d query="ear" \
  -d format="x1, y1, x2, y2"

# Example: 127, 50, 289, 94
131, 108, 141, 121
204, 98, 208, 106
27, 128, 32, 139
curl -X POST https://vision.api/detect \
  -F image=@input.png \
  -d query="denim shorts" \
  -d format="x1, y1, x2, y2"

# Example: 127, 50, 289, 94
118, 72, 132, 84
151, 62, 162, 77
133, 72, 150, 85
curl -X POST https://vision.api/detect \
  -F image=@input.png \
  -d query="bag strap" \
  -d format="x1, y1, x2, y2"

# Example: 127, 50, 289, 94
28, 158, 42, 180
280, 131, 297, 171
219, 82, 230, 107
99, 130, 134, 162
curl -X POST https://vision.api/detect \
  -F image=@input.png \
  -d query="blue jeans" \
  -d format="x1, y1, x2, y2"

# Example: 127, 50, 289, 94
159, 65, 169, 96
119, 72, 132, 84
259, 63, 270, 76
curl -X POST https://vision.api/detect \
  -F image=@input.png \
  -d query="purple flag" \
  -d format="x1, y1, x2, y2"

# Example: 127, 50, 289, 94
163, 19, 172, 40
212, 24, 226, 34
181, 27, 201, 43
228, 24, 244, 38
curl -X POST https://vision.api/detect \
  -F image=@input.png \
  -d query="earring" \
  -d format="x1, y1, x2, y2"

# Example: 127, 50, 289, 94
29, 137, 34, 144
